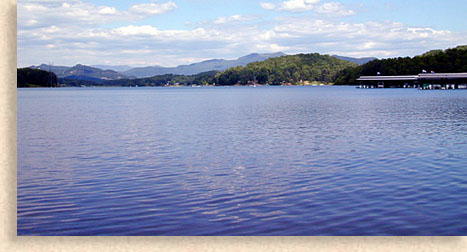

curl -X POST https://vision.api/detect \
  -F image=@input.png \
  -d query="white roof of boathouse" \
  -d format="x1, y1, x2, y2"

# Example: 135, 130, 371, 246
419, 73, 467, 79
357, 75, 419, 81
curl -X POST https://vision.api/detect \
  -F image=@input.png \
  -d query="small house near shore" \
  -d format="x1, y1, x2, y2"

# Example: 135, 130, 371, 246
357, 73, 467, 89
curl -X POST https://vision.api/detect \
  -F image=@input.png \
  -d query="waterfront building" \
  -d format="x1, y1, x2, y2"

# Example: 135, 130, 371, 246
357, 73, 467, 89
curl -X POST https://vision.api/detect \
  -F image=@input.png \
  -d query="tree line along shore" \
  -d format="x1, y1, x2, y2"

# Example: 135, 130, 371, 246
18, 46, 467, 88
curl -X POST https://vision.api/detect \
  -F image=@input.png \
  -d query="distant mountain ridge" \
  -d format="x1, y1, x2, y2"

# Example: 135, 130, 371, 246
30, 52, 287, 80
122, 52, 287, 78
90, 65, 134, 72
31, 64, 128, 80
31, 64, 70, 77
332, 55, 377, 65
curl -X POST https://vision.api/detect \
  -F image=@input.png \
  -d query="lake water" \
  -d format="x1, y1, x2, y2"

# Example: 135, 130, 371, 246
17, 86, 467, 235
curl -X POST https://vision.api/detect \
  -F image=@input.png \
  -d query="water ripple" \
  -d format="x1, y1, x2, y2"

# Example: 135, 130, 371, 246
17, 86, 467, 235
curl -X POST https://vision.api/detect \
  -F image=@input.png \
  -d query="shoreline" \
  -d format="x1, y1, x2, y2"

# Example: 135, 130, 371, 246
17, 83, 338, 88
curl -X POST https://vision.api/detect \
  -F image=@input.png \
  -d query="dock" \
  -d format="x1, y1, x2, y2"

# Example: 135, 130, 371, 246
357, 73, 467, 89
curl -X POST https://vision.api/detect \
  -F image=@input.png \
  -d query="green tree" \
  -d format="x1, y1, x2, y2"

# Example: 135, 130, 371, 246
17, 68, 58, 87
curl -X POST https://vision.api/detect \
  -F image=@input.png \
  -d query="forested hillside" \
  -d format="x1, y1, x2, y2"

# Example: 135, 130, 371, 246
103, 70, 218, 87
214, 53, 358, 85
17, 68, 57, 87
334, 46, 467, 85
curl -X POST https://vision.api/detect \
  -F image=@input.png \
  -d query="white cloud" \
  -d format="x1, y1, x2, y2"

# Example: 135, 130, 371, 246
213, 15, 253, 24
129, 0, 177, 15
280, 0, 320, 12
260, 0, 321, 12
99, 7, 118, 15
18, 0, 177, 30
316, 2, 355, 16
269, 17, 462, 57
255, 43, 291, 52
111, 25, 216, 41
260, 2, 276, 10
113, 25, 161, 36
260, 0, 354, 16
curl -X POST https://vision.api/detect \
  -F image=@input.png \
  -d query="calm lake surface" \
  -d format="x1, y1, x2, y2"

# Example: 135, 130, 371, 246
18, 86, 467, 235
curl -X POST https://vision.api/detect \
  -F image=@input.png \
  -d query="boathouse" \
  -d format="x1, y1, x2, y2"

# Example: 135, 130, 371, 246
357, 73, 467, 89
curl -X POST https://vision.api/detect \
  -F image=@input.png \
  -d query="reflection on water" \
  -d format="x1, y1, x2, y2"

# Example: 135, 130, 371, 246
18, 86, 467, 235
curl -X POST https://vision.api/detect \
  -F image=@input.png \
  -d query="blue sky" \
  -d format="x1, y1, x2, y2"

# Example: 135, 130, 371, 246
18, 0, 467, 67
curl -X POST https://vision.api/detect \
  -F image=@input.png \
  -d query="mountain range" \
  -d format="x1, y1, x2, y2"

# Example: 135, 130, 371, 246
121, 52, 287, 78
90, 65, 134, 72
31, 64, 128, 80
332, 55, 377, 65
30, 53, 377, 81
